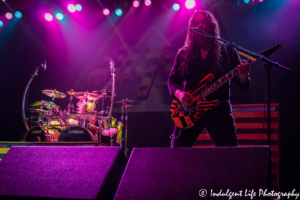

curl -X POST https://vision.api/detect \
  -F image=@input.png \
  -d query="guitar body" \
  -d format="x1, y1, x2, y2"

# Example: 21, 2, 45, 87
170, 73, 220, 129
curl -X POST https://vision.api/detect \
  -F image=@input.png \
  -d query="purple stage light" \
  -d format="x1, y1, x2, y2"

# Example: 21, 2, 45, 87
5, 12, 13, 20
76, 4, 82, 11
145, 0, 151, 6
258, 0, 263, 2
68, 4, 76, 13
45, 13, 53, 21
103, 8, 110, 16
56, 13, 64, 20
133, 0, 140, 8
185, 0, 195, 9
173, 3, 180, 11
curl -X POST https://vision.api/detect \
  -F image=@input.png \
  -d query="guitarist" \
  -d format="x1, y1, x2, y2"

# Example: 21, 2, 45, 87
168, 10, 251, 147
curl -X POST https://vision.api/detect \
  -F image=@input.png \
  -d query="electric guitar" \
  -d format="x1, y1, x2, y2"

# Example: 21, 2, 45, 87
171, 44, 284, 129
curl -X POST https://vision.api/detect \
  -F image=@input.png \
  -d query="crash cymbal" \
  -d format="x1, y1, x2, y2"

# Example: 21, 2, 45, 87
67, 90, 77, 96
92, 90, 113, 98
114, 99, 135, 108
42, 89, 66, 98
73, 92, 101, 101
27, 108, 48, 113
30, 101, 60, 109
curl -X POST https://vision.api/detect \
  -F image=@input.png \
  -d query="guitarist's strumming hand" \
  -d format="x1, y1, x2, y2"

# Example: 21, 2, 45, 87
237, 60, 250, 83
174, 89, 195, 108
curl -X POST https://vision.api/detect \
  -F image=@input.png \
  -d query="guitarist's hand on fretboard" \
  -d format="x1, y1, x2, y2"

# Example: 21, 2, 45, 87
237, 59, 250, 82
174, 89, 195, 108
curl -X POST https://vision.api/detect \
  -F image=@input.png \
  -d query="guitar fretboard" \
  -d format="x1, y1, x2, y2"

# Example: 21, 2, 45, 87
200, 58, 253, 98
200, 68, 239, 98
195, 43, 283, 99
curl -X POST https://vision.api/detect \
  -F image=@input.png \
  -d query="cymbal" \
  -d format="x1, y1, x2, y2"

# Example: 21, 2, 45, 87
114, 99, 135, 108
73, 92, 101, 101
92, 90, 113, 98
67, 90, 77, 96
27, 108, 48, 113
30, 101, 60, 109
42, 89, 66, 98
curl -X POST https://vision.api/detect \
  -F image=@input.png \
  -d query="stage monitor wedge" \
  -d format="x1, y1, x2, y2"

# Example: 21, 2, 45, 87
0, 146, 127, 200
114, 147, 270, 200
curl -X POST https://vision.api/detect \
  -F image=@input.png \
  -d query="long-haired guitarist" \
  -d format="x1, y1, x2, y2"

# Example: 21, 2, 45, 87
168, 10, 251, 147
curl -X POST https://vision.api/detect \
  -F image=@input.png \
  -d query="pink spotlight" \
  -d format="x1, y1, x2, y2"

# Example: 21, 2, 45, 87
258, 0, 263, 2
45, 13, 53, 21
185, 0, 195, 9
133, 0, 140, 7
68, 4, 76, 13
5, 12, 13, 20
103, 8, 110, 16
144, 0, 151, 6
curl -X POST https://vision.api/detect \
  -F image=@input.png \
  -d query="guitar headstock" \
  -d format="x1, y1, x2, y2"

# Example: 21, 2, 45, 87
239, 44, 284, 63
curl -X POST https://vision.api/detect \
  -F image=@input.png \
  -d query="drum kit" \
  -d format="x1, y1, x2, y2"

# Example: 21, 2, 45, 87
22, 59, 134, 157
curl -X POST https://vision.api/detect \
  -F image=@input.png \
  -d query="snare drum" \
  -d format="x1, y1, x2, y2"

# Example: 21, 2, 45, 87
59, 126, 94, 142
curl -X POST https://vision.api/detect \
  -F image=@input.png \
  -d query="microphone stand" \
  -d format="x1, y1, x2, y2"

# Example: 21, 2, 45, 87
22, 62, 47, 131
192, 28, 290, 193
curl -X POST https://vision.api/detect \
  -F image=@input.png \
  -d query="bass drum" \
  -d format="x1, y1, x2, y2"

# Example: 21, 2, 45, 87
23, 126, 46, 142
59, 126, 94, 142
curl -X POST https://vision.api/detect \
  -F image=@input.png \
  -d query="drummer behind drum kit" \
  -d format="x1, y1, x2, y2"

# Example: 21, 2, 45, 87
22, 59, 134, 156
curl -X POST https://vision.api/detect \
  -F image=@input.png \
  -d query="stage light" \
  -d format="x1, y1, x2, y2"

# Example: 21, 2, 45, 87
145, 0, 151, 6
5, 12, 13, 20
68, 4, 76, 13
0, 20, 3, 27
14, 11, 22, 19
45, 13, 53, 21
115, 9, 122, 16
103, 8, 110, 16
185, 0, 195, 9
76, 4, 82, 11
258, 0, 263, 2
55, 12, 64, 20
133, 0, 140, 8
244, 0, 250, 3
173, 3, 180, 11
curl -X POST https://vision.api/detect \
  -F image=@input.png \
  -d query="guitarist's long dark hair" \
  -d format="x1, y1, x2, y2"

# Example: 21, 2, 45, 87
179, 10, 222, 76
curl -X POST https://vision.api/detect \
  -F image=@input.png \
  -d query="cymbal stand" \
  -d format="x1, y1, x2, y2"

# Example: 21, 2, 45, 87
85, 91, 88, 128
67, 89, 75, 114
123, 102, 129, 158
97, 118, 102, 143
22, 61, 46, 131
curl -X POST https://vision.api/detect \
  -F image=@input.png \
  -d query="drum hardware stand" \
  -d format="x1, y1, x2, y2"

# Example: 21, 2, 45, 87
22, 61, 47, 131
120, 99, 129, 158
97, 118, 102, 144
124, 103, 129, 158
107, 59, 116, 145
67, 89, 75, 114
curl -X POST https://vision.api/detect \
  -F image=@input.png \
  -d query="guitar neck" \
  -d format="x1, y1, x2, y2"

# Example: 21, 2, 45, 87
200, 58, 252, 98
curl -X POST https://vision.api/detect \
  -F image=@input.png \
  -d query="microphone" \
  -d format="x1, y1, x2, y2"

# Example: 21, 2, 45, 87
191, 27, 205, 32
43, 61, 47, 70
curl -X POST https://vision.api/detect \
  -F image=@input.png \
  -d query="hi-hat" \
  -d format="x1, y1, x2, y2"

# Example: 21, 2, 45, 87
67, 90, 77, 96
114, 99, 135, 108
92, 90, 113, 98
42, 89, 66, 98
30, 101, 59, 109
73, 92, 101, 101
